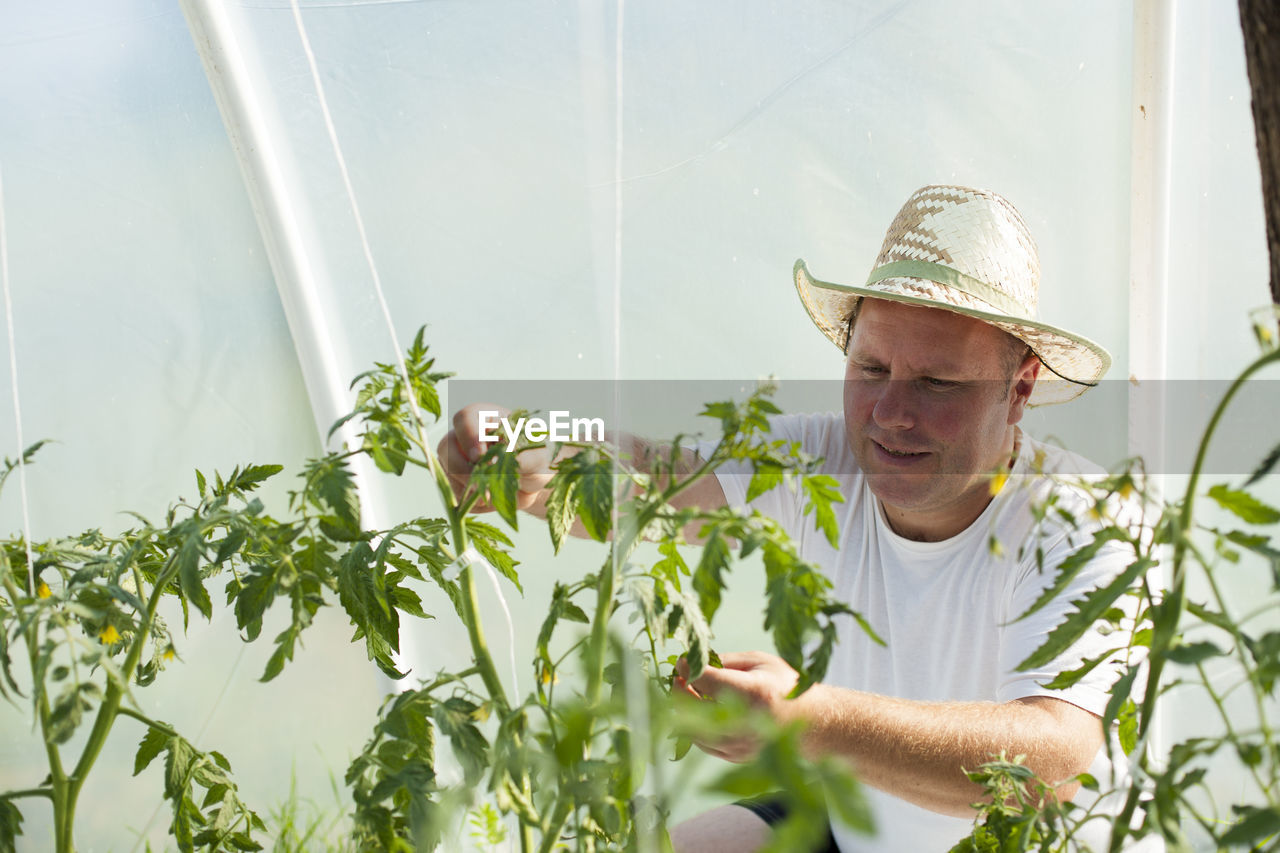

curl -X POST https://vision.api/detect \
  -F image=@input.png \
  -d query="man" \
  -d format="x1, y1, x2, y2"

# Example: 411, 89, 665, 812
443, 185, 1131, 852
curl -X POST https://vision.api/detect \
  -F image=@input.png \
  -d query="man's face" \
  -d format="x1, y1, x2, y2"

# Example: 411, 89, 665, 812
843, 298, 1037, 541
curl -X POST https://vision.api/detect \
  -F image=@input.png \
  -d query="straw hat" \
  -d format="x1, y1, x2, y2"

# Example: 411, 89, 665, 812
795, 184, 1111, 405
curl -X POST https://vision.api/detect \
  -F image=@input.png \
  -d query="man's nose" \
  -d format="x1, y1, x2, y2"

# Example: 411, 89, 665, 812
871, 380, 915, 430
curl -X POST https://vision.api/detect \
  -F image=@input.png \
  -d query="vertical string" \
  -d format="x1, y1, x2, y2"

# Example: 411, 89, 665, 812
611, 4, 658, 851
0, 165, 36, 597
285, 0, 522, 698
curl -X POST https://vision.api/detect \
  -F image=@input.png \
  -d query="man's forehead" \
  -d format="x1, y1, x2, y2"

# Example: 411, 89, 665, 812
851, 298, 1010, 373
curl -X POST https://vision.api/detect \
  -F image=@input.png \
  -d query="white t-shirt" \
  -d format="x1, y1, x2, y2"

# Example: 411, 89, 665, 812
708, 412, 1137, 852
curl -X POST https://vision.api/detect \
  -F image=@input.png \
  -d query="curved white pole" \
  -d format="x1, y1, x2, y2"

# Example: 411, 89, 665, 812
1129, 0, 1177, 782
179, 0, 409, 682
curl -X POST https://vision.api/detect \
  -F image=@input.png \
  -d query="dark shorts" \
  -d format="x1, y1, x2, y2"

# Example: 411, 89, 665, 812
736, 795, 840, 852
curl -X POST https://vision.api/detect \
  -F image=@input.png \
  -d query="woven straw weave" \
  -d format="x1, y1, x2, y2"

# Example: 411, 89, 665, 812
795, 185, 1111, 406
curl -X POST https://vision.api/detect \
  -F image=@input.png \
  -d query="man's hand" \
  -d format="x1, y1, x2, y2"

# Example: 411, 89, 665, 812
674, 651, 803, 763
437, 403, 556, 512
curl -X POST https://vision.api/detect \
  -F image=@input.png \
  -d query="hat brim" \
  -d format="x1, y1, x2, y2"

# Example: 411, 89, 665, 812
795, 259, 1112, 406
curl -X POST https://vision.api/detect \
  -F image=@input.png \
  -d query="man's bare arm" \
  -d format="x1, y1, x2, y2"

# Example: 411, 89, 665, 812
682, 651, 1102, 818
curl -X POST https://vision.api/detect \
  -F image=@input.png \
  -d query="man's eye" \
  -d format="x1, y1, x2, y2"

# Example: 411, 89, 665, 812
860, 366, 887, 378
923, 377, 956, 389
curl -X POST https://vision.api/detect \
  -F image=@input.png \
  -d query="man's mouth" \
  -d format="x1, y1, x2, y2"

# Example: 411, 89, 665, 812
873, 441, 928, 458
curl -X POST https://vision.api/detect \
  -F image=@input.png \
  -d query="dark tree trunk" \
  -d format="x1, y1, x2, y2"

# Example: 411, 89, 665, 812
1239, 0, 1280, 306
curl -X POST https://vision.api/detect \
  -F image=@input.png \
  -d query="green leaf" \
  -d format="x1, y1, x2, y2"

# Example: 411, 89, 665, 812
485, 451, 520, 530
310, 457, 361, 538
801, 474, 844, 548
1039, 648, 1121, 690
135, 725, 170, 775
543, 472, 577, 553
463, 518, 522, 594
1102, 667, 1139, 741
574, 453, 615, 542
433, 697, 489, 786
692, 529, 732, 623
669, 587, 715, 681
1219, 805, 1280, 846
1165, 640, 1226, 665
0, 799, 23, 853
1016, 528, 1129, 622
1187, 600, 1235, 633
1207, 484, 1280, 525
1017, 557, 1153, 672
746, 462, 784, 502
228, 464, 283, 493
177, 531, 212, 620
164, 736, 197, 801
1244, 441, 1280, 488
47, 682, 100, 744
1222, 529, 1280, 587
1116, 698, 1138, 755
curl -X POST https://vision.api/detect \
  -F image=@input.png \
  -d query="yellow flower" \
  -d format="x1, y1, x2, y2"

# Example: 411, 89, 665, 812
36, 581, 51, 599
162, 646, 176, 662
987, 535, 1005, 558
99, 624, 122, 645
1118, 480, 1136, 501
988, 469, 1009, 496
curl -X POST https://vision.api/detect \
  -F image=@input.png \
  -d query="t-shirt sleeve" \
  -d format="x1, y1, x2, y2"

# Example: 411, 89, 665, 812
692, 412, 843, 536
997, 528, 1141, 716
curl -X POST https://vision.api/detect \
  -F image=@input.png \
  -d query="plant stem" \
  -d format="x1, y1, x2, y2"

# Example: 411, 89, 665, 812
584, 455, 718, 708
0, 788, 52, 801
1, 563, 71, 851
537, 799, 574, 853
1108, 347, 1280, 853
116, 706, 180, 739
62, 549, 179, 853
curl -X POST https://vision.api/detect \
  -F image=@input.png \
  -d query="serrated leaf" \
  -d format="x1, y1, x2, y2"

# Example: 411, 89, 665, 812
652, 539, 689, 591
1017, 528, 1129, 622
311, 457, 361, 537
135, 725, 170, 775
1017, 557, 1153, 672
177, 531, 211, 620
164, 737, 196, 801
433, 697, 489, 786
1219, 805, 1280, 846
1244, 441, 1280, 488
214, 528, 247, 565
1166, 640, 1226, 665
1102, 667, 1139, 739
574, 454, 615, 542
746, 463, 784, 502
0, 799, 23, 853
1187, 600, 1234, 633
801, 475, 844, 548
464, 518, 522, 594
229, 464, 283, 493
543, 473, 577, 553
1039, 648, 1120, 690
692, 529, 732, 623
1207, 484, 1280, 525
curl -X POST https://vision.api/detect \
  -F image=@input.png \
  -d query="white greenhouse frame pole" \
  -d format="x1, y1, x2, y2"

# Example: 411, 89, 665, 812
1129, 0, 1176, 468
179, 0, 415, 680
1128, 0, 1178, 767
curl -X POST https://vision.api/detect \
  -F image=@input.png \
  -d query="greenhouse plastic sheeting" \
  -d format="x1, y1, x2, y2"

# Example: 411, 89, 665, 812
0, 0, 1272, 849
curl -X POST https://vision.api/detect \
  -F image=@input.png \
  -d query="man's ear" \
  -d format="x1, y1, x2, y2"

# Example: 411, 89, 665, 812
1007, 352, 1040, 426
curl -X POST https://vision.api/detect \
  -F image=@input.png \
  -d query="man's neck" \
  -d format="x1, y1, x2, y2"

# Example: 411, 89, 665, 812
879, 428, 1021, 543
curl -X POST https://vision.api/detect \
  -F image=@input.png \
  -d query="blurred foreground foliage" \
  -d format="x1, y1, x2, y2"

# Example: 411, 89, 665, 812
0, 328, 872, 852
